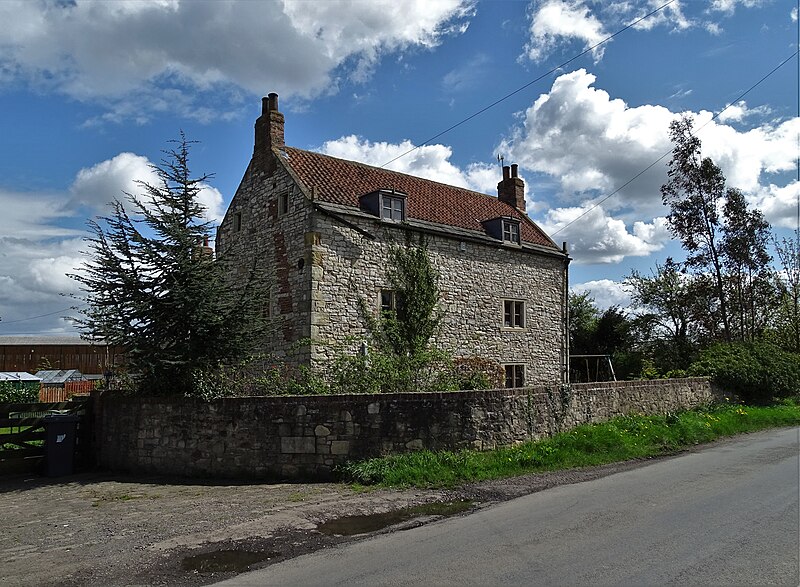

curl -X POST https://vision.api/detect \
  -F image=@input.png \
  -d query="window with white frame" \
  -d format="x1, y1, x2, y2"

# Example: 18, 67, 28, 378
502, 219, 520, 244
278, 192, 289, 215
504, 364, 525, 388
503, 299, 525, 328
381, 194, 405, 222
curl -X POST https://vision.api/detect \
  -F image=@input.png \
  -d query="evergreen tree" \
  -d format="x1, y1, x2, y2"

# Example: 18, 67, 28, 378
72, 134, 268, 394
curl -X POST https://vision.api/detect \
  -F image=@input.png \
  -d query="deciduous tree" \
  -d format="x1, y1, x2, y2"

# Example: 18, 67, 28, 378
773, 232, 800, 352
721, 188, 773, 341
661, 115, 731, 340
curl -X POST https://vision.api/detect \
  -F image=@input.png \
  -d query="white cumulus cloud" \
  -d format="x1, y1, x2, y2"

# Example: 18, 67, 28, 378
570, 279, 632, 310
0, 0, 473, 123
500, 69, 800, 230
523, 1, 608, 63
541, 204, 670, 264
521, 1, 758, 64
69, 152, 225, 223
318, 135, 502, 196
0, 150, 226, 333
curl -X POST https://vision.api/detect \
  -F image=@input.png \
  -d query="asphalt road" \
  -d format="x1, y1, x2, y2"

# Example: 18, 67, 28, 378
217, 427, 800, 586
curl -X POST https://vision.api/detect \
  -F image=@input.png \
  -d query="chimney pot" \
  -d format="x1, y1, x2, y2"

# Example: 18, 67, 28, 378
497, 162, 526, 211
254, 92, 285, 164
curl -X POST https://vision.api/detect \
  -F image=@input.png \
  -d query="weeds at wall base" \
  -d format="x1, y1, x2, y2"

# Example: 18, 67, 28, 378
339, 400, 800, 488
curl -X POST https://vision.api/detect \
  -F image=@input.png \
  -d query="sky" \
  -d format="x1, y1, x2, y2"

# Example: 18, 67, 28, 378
0, 0, 798, 336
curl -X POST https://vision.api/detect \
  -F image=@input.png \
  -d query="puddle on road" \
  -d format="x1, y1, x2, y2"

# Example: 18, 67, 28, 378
317, 500, 475, 536
181, 549, 279, 573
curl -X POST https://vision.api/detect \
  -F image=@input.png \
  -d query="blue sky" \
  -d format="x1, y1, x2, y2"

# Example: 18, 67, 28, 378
0, 0, 797, 335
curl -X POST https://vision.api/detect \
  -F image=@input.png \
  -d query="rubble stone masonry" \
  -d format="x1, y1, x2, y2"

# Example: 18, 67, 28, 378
308, 212, 567, 384
219, 163, 569, 383
94, 378, 718, 480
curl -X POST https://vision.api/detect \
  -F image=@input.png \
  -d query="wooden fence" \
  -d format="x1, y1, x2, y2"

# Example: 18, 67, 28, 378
0, 397, 92, 475
39, 381, 97, 403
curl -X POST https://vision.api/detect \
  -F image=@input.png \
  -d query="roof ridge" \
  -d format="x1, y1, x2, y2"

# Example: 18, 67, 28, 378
281, 146, 512, 205
277, 145, 560, 251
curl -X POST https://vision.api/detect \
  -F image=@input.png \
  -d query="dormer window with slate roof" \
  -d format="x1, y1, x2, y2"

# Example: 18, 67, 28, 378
502, 219, 520, 244
482, 217, 521, 245
359, 189, 408, 223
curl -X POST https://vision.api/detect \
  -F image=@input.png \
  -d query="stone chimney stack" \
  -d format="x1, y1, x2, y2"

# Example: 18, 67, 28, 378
253, 92, 285, 174
497, 163, 525, 211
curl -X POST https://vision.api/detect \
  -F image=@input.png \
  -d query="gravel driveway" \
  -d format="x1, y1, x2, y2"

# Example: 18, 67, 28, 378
0, 459, 654, 586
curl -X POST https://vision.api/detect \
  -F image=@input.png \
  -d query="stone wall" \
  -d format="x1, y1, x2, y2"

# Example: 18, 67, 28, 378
94, 378, 717, 480
308, 210, 568, 384
217, 158, 314, 364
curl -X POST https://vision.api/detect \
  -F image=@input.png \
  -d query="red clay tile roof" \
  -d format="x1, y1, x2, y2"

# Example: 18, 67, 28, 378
280, 147, 558, 250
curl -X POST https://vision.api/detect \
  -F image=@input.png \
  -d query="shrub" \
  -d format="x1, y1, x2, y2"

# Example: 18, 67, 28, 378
451, 356, 504, 390
688, 341, 800, 404
329, 348, 458, 394
189, 356, 330, 399
0, 381, 40, 403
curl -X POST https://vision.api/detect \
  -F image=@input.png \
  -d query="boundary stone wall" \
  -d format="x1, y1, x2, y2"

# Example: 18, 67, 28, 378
93, 378, 717, 480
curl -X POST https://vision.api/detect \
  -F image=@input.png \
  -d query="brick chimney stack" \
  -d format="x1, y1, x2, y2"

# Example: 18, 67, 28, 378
497, 163, 525, 211
253, 92, 285, 174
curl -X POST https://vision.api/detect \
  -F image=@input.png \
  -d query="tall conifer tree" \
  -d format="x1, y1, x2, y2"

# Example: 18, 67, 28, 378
72, 134, 268, 394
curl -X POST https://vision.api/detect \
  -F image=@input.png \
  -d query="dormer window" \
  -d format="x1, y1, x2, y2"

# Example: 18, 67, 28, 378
381, 194, 405, 222
359, 189, 408, 222
502, 219, 520, 244
483, 216, 521, 244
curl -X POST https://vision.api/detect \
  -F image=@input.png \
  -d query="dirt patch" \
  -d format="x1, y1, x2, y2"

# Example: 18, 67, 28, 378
0, 457, 665, 586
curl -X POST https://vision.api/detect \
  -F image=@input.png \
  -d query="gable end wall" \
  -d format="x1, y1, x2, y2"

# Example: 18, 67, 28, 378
217, 160, 313, 365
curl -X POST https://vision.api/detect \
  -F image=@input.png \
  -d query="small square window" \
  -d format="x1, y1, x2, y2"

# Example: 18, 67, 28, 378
502, 220, 520, 244
278, 192, 289, 215
381, 195, 405, 222
503, 300, 525, 328
233, 212, 242, 232
504, 364, 525, 388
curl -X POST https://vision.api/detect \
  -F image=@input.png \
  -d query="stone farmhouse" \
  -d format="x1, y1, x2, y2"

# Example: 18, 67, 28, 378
216, 94, 570, 387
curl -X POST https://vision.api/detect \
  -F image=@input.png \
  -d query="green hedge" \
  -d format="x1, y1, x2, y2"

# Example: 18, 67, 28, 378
0, 380, 40, 403
688, 342, 800, 404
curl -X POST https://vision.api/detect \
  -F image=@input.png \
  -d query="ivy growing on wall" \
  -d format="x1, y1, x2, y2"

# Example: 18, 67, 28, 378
377, 235, 442, 358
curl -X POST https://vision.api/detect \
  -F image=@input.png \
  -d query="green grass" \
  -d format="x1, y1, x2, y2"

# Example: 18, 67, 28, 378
1, 425, 43, 451
339, 401, 800, 488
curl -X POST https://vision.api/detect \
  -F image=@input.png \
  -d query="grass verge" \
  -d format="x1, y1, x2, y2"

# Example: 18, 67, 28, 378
339, 401, 800, 488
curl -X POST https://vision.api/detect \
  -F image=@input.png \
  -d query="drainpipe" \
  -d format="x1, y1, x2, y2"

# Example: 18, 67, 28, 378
562, 241, 570, 385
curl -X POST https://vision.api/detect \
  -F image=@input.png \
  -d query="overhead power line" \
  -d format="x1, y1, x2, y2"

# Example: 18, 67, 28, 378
551, 48, 799, 237
0, 307, 78, 325
379, 0, 677, 169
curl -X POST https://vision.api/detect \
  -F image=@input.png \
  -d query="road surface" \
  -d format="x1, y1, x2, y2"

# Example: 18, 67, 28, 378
217, 427, 800, 586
